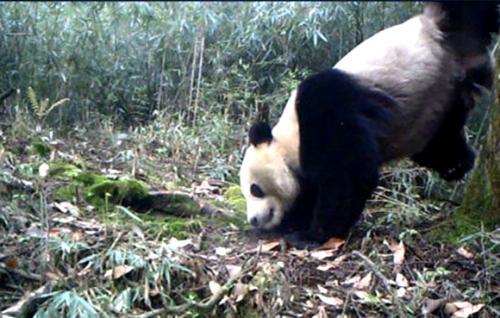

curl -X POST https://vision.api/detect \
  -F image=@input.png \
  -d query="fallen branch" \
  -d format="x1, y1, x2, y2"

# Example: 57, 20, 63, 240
138, 191, 235, 218
351, 250, 406, 318
131, 252, 259, 318
1, 280, 56, 317
0, 263, 43, 282
0, 171, 34, 193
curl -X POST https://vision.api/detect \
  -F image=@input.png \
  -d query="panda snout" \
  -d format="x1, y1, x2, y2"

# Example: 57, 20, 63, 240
250, 216, 259, 227
250, 208, 275, 228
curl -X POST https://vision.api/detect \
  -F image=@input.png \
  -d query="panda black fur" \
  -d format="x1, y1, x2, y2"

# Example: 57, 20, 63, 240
239, 2, 499, 248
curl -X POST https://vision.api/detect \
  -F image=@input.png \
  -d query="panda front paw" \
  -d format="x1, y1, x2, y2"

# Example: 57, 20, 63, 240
440, 148, 475, 181
284, 230, 326, 250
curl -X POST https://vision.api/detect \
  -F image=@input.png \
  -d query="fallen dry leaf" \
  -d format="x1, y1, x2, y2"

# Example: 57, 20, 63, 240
215, 247, 232, 256
232, 282, 249, 303
312, 305, 328, 318
456, 247, 474, 259
209, 281, 222, 295
353, 290, 373, 303
396, 287, 406, 298
444, 301, 485, 318
317, 284, 328, 294
166, 238, 193, 251
52, 215, 76, 224
45, 271, 61, 281
289, 249, 309, 257
259, 240, 281, 252
354, 272, 372, 290
130, 224, 145, 241
318, 237, 345, 250
4, 256, 18, 269
105, 265, 134, 279
317, 294, 344, 307
342, 275, 361, 286
71, 230, 84, 241
317, 255, 347, 271
225, 264, 242, 279
26, 224, 46, 238
218, 295, 230, 306
421, 298, 447, 316
311, 249, 337, 260
49, 228, 66, 238
396, 273, 409, 287
39, 163, 49, 178
385, 240, 405, 267
77, 262, 93, 277
53, 201, 80, 215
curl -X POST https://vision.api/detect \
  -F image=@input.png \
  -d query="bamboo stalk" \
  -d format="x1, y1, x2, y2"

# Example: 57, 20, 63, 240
193, 36, 205, 126
188, 37, 199, 111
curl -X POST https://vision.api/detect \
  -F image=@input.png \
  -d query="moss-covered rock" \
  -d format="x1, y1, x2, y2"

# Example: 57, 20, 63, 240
86, 177, 150, 207
48, 162, 82, 179
51, 168, 150, 210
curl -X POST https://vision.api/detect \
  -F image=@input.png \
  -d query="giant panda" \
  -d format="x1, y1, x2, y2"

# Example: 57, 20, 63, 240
239, 2, 500, 249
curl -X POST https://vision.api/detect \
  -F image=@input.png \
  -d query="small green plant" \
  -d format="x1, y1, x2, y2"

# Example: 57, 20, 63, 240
27, 86, 69, 121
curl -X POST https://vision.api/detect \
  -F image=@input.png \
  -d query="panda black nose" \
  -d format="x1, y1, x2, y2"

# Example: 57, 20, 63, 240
250, 217, 259, 227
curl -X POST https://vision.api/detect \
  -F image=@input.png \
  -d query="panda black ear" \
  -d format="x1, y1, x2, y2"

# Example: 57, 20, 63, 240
249, 122, 273, 146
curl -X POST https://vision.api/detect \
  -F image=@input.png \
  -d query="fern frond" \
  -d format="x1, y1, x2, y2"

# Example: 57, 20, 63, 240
44, 98, 70, 116
27, 86, 39, 115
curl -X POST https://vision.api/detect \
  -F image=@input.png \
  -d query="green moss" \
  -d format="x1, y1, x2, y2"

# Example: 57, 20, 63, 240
224, 185, 245, 213
29, 140, 51, 158
86, 178, 150, 207
205, 199, 247, 229
51, 169, 150, 211
48, 162, 82, 179
53, 184, 80, 202
154, 193, 200, 217
75, 172, 108, 186
141, 214, 203, 239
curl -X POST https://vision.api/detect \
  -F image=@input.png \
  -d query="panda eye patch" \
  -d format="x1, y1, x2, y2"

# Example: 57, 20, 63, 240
250, 184, 265, 198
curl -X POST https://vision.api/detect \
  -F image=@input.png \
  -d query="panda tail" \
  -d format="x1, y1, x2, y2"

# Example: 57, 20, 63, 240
425, 1, 499, 91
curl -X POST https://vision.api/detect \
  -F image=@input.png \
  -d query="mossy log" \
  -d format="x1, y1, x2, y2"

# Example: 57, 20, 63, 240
138, 191, 234, 218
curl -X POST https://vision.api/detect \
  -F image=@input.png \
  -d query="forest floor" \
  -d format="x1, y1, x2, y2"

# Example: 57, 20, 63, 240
0, 123, 498, 318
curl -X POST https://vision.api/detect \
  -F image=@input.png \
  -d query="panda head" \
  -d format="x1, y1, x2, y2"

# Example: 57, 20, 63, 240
239, 121, 300, 230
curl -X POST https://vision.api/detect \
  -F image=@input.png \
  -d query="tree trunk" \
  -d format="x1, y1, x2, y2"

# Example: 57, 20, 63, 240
456, 59, 500, 233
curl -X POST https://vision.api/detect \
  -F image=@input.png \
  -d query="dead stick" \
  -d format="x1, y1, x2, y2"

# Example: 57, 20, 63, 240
0, 264, 43, 281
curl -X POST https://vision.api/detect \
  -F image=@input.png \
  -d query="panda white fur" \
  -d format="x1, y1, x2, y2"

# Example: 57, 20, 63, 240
239, 2, 499, 248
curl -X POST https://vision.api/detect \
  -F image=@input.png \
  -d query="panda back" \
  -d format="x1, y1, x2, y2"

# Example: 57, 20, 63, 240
335, 15, 455, 160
